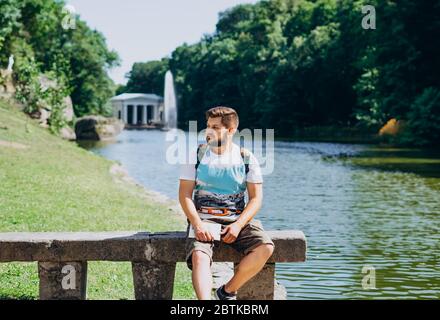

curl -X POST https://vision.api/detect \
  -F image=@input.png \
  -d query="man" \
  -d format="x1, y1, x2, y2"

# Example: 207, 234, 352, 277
179, 106, 275, 300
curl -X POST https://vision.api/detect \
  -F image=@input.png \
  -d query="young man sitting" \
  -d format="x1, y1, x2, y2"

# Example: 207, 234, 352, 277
179, 106, 275, 300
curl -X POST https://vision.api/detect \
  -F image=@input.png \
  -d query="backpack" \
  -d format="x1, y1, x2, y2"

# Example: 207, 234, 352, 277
195, 143, 250, 174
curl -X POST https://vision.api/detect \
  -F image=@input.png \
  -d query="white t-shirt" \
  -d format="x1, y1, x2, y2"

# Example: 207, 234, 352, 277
179, 143, 263, 222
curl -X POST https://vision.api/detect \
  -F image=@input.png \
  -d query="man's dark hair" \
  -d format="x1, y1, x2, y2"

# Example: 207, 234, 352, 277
205, 106, 239, 128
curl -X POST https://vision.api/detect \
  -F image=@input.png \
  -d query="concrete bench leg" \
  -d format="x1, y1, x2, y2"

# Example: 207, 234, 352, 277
235, 263, 275, 300
38, 261, 87, 300
132, 261, 176, 300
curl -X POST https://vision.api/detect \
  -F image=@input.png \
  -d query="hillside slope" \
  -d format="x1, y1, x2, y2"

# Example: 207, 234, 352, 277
0, 100, 194, 299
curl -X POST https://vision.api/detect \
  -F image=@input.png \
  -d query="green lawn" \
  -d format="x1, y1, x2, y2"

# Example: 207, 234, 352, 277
0, 100, 195, 299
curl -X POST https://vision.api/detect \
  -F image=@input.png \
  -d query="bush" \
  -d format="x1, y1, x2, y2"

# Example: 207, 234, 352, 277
400, 87, 440, 147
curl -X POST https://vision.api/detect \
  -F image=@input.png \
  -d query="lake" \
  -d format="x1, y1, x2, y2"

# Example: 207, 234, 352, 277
79, 129, 440, 299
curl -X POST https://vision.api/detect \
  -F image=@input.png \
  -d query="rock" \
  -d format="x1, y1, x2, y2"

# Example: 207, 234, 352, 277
27, 108, 50, 127
274, 280, 287, 300
38, 74, 74, 122
59, 126, 76, 141
39, 108, 51, 127
75, 115, 124, 140
63, 96, 74, 122
38, 74, 57, 91
17, 74, 73, 128
0, 68, 16, 98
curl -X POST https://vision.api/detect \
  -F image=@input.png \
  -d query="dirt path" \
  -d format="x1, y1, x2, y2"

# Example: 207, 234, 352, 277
0, 140, 29, 149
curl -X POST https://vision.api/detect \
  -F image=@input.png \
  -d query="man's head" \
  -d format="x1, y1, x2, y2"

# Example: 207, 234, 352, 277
205, 106, 239, 147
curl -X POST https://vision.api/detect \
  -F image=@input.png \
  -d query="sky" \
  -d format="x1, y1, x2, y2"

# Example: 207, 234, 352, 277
68, 0, 259, 85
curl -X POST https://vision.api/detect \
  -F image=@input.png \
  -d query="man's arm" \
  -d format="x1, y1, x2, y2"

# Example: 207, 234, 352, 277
221, 182, 263, 244
179, 179, 214, 242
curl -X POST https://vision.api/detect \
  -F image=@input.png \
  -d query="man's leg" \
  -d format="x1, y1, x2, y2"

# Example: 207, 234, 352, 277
192, 250, 213, 300
185, 221, 215, 300
224, 243, 274, 294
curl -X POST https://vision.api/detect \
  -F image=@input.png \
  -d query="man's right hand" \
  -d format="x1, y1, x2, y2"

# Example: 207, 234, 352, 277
194, 224, 214, 242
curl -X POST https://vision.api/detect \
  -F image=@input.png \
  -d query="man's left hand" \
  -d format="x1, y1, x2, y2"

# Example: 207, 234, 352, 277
221, 222, 243, 244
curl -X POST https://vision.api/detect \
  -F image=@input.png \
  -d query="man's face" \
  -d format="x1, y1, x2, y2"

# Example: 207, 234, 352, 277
205, 117, 234, 147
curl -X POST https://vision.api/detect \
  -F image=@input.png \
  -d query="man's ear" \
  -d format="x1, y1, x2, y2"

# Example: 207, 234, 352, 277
228, 127, 237, 135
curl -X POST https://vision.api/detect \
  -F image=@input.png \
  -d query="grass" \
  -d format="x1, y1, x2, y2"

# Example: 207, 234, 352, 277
0, 99, 196, 300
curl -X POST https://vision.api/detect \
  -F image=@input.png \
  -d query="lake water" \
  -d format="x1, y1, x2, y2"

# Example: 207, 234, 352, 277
79, 129, 440, 299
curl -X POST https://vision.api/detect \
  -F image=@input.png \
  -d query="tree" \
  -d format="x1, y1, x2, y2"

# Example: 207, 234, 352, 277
0, 0, 120, 119
124, 59, 169, 94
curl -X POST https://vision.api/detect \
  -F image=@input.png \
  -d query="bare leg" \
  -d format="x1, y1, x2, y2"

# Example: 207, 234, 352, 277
224, 244, 274, 294
191, 250, 213, 300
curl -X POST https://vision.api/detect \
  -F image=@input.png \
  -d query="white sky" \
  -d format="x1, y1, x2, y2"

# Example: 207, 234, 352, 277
68, 0, 259, 85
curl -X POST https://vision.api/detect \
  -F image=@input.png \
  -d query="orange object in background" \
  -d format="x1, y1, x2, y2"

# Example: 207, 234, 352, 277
379, 118, 404, 136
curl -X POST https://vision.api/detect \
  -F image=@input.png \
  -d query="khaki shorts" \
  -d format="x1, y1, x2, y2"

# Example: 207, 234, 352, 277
185, 218, 275, 270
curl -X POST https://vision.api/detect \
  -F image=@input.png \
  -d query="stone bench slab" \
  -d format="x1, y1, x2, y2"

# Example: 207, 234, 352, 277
0, 230, 307, 300
0, 230, 306, 263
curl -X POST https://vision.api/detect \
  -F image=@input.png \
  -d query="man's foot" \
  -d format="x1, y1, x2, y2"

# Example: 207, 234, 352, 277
214, 284, 237, 300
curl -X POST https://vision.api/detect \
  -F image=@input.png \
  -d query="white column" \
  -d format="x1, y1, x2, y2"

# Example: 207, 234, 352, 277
133, 105, 137, 125
123, 105, 128, 123
142, 105, 147, 124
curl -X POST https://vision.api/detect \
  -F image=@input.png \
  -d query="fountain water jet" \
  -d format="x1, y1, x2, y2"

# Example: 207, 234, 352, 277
163, 71, 177, 130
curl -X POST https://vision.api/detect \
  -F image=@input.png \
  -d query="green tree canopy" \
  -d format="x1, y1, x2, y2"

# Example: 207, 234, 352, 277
0, 0, 120, 119
124, 0, 440, 146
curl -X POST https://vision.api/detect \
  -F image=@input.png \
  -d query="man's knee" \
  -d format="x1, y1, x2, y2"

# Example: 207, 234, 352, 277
192, 250, 211, 266
257, 243, 274, 259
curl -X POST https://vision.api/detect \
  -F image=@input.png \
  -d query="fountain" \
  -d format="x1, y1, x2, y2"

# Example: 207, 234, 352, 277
163, 70, 177, 130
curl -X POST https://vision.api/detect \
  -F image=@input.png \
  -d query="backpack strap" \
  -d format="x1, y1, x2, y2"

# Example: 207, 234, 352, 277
240, 147, 250, 175
195, 143, 208, 170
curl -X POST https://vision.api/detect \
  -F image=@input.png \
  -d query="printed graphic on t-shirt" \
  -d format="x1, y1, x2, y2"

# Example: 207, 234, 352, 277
179, 144, 263, 222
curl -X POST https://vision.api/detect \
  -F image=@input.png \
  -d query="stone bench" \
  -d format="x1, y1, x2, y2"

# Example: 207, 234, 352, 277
0, 230, 306, 300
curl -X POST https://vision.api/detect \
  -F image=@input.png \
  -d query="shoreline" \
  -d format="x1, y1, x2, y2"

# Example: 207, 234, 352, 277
108, 162, 186, 222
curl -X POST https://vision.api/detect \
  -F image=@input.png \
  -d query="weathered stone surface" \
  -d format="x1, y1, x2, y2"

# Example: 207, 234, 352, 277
0, 68, 15, 97
38, 261, 87, 300
38, 108, 50, 127
0, 230, 306, 300
0, 230, 306, 263
59, 126, 76, 141
235, 263, 275, 300
75, 115, 124, 140
132, 261, 176, 300
274, 280, 287, 300
211, 262, 287, 300
62, 96, 74, 122
212, 262, 234, 289
34, 74, 74, 127
38, 74, 57, 91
